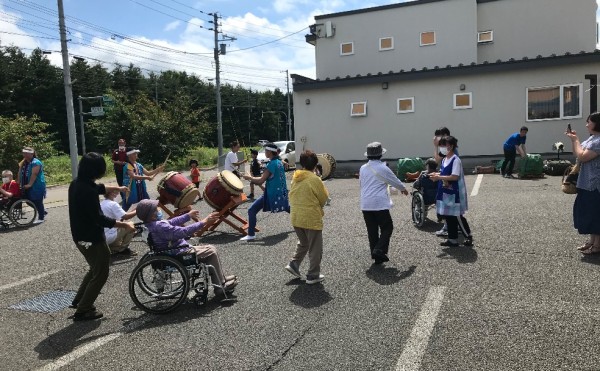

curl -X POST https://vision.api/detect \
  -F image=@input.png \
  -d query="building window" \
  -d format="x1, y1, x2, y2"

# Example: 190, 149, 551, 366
420, 31, 436, 46
379, 37, 394, 51
351, 101, 367, 117
397, 97, 415, 113
453, 93, 472, 109
478, 30, 493, 43
527, 84, 582, 121
340, 42, 354, 56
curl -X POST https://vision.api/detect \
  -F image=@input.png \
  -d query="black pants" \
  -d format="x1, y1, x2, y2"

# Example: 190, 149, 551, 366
362, 210, 393, 256
114, 166, 124, 186
501, 149, 516, 175
445, 215, 471, 240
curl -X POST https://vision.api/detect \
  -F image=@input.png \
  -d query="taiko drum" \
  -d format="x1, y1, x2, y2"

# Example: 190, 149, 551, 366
203, 170, 245, 210
157, 171, 199, 209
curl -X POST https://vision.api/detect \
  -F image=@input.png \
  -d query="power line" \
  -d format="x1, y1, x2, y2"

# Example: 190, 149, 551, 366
226, 27, 307, 53
126, 0, 211, 32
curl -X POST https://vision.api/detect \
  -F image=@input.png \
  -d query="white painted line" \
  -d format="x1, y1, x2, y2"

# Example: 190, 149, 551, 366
396, 286, 447, 371
0, 270, 61, 292
470, 174, 483, 197
36, 316, 152, 371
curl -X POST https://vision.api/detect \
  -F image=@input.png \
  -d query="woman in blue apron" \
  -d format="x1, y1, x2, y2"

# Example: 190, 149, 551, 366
122, 148, 163, 211
18, 147, 46, 224
430, 136, 473, 247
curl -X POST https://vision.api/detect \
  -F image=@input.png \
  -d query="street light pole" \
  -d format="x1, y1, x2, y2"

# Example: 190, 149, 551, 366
57, 0, 79, 178
284, 69, 292, 141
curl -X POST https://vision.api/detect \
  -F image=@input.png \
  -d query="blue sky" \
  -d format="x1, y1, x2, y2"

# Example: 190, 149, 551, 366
1, 0, 599, 91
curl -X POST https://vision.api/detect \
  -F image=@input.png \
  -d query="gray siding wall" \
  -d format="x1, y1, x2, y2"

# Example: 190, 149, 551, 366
476, 0, 597, 63
293, 64, 595, 162
315, 0, 478, 80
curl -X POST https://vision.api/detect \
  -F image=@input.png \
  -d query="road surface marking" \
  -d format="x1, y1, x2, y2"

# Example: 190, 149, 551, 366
0, 270, 61, 292
396, 286, 447, 371
470, 174, 483, 197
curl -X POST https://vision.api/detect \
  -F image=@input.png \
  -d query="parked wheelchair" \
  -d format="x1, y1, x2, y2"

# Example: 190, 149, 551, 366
0, 198, 37, 229
410, 176, 439, 228
128, 224, 233, 314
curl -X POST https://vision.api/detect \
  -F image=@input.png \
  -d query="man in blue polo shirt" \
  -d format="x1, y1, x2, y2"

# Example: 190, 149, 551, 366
501, 126, 528, 178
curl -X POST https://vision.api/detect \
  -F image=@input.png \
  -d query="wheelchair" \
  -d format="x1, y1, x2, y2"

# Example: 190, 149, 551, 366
128, 225, 232, 314
0, 198, 38, 229
411, 186, 438, 228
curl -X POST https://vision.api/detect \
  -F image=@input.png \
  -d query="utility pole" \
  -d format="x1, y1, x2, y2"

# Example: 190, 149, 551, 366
284, 69, 292, 141
77, 97, 86, 154
209, 12, 235, 158
57, 0, 79, 178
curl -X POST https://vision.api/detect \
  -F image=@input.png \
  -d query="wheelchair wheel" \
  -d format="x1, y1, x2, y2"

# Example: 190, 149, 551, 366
9, 199, 37, 227
411, 192, 426, 228
129, 255, 190, 314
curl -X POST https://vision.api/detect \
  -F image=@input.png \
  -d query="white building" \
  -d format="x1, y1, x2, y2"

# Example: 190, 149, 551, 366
292, 0, 599, 165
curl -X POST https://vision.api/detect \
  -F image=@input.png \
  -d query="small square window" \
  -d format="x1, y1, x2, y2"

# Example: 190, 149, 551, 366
340, 42, 354, 56
453, 93, 472, 109
420, 31, 436, 46
351, 101, 367, 117
397, 97, 414, 113
379, 37, 394, 51
478, 30, 493, 43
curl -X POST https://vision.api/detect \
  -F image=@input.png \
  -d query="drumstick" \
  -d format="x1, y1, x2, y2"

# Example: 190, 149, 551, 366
159, 149, 171, 171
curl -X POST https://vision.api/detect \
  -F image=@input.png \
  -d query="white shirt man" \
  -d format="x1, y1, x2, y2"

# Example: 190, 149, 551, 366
101, 189, 137, 255
224, 141, 247, 176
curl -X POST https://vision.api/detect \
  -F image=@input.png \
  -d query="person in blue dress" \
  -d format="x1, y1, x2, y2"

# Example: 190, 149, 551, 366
501, 126, 528, 178
18, 147, 46, 224
241, 142, 290, 241
122, 147, 164, 211
430, 136, 473, 247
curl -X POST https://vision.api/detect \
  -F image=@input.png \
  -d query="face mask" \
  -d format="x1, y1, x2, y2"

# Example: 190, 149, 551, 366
439, 147, 449, 156
156, 210, 163, 221
2, 177, 9, 184
119, 146, 126, 151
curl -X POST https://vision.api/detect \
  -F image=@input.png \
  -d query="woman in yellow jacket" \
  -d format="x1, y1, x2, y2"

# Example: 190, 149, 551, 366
285, 150, 329, 284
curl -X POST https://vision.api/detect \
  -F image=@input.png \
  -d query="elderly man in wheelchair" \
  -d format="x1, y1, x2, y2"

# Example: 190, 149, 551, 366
1, 169, 37, 228
411, 159, 440, 227
129, 199, 237, 314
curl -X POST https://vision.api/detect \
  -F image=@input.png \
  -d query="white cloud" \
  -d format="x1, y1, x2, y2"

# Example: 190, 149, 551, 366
164, 20, 181, 32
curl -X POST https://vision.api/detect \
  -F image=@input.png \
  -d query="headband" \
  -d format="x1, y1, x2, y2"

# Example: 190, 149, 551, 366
22, 149, 34, 154
264, 144, 278, 152
126, 149, 140, 155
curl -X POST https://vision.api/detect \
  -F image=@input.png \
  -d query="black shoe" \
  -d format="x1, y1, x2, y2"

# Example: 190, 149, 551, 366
440, 240, 459, 247
117, 248, 138, 256
69, 300, 79, 309
248, 193, 254, 199
463, 237, 474, 247
73, 309, 103, 321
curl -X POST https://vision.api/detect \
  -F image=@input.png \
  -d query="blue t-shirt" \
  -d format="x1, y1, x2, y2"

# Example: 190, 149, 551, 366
503, 133, 526, 151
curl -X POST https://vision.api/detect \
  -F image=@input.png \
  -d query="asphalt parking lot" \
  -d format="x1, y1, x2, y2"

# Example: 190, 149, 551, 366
1, 171, 600, 371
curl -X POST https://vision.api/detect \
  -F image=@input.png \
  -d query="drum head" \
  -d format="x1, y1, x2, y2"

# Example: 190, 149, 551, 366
219, 170, 244, 194
157, 171, 178, 190
317, 154, 332, 180
175, 185, 199, 209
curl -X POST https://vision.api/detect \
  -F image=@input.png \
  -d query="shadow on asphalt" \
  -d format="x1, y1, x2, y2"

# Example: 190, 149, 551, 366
289, 283, 333, 308
365, 264, 416, 286
35, 320, 104, 360
580, 254, 600, 265
235, 230, 294, 246
437, 246, 478, 263
415, 221, 445, 234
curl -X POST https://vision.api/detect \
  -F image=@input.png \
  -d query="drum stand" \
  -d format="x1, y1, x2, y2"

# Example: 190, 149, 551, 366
194, 194, 259, 237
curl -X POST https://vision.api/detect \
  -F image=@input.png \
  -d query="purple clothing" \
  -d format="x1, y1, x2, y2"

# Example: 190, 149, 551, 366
146, 214, 205, 255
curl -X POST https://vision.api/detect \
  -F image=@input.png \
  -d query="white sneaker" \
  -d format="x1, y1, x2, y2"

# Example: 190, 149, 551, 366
239, 235, 256, 241
435, 227, 447, 237
33, 219, 45, 225
306, 274, 324, 285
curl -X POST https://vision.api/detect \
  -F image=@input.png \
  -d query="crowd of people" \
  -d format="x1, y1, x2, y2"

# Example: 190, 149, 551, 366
4, 114, 596, 322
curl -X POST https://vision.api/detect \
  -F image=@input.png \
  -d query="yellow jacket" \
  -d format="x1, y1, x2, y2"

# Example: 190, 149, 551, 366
289, 170, 329, 230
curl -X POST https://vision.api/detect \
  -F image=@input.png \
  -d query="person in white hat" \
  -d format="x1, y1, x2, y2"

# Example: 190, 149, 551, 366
122, 147, 164, 210
18, 146, 46, 224
359, 142, 408, 264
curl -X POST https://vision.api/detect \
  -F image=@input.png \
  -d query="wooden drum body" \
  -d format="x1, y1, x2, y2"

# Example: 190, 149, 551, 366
157, 171, 199, 209
317, 153, 337, 180
203, 170, 244, 210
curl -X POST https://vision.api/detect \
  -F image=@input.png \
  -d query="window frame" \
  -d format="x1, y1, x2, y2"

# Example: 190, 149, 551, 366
477, 30, 493, 43
526, 83, 583, 122
453, 92, 473, 110
397, 97, 415, 114
420, 31, 436, 46
351, 101, 367, 117
340, 42, 354, 56
379, 37, 394, 51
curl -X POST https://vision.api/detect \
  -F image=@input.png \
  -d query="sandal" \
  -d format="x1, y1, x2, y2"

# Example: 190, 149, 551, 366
580, 245, 600, 255
577, 242, 594, 251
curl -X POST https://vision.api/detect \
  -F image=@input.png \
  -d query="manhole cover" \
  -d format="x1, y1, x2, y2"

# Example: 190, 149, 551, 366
9, 290, 76, 313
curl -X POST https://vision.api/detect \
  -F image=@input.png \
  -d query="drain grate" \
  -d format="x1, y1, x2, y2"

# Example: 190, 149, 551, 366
9, 290, 76, 313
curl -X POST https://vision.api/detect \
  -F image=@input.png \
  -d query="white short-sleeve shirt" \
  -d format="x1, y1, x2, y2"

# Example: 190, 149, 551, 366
100, 199, 126, 244
224, 151, 238, 172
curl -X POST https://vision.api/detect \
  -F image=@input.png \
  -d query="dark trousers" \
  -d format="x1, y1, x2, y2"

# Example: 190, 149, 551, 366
362, 210, 393, 256
445, 215, 472, 240
115, 166, 125, 200
29, 197, 45, 220
501, 149, 516, 175
74, 241, 111, 313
